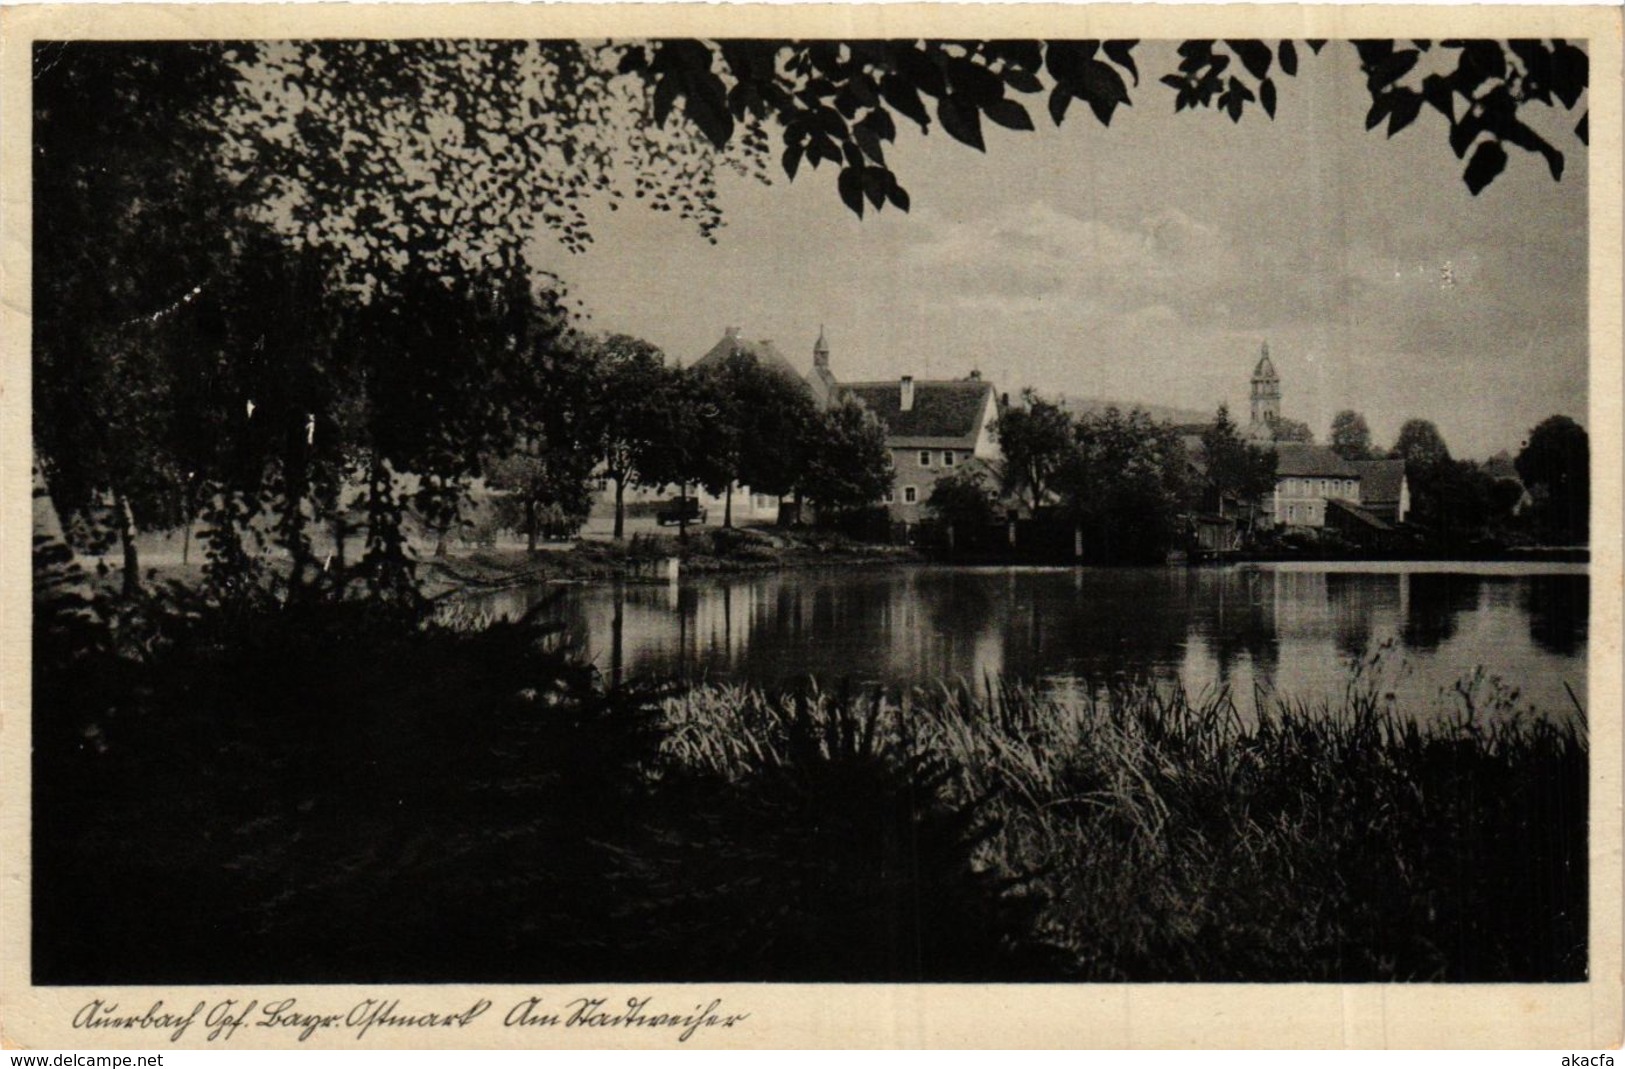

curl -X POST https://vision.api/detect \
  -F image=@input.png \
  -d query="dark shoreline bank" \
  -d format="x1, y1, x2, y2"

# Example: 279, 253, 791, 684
419, 535, 1588, 601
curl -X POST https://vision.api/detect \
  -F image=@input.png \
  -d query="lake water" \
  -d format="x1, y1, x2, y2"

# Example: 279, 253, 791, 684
468, 562, 1589, 722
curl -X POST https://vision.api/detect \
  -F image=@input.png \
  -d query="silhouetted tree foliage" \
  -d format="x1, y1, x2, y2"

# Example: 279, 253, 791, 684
1517, 415, 1589, 545
623, 37, 1587, 213
926, 467, 1000, 548
1057, 407, 1191, 563
583, 334, 674, 540
1391, 418, 1453, 470
1329, 410, 1377, 461
634, 367, 732, 539
32, 42, 246, 594
1269, 415, 1315, 444
993, 389, 1074, 512
799, 398, 895, 515
1200, 405, 1277, 514
1387, 420, 1516, 547
697, 350, 822, 527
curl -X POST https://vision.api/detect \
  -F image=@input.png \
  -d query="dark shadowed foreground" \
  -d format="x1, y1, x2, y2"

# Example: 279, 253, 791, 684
34, 539, 1586, 984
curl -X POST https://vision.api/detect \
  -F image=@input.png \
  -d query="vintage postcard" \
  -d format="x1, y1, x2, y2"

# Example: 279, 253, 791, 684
2, 2, 1621, 1050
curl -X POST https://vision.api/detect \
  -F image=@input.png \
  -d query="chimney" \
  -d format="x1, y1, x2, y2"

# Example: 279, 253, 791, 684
901, 376, 915, 412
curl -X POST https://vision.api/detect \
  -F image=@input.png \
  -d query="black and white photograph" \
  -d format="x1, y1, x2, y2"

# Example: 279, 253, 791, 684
3, 2, 1621, 1050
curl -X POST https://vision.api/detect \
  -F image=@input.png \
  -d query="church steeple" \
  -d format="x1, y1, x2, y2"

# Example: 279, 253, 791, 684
1250, 340, 1280, 434
813, 324, 829, 369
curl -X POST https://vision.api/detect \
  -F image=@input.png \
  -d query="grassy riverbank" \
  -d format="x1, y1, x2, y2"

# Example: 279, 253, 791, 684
101, 525, 921, 599
34, 568, 1586, 983
422, 526, 920, 592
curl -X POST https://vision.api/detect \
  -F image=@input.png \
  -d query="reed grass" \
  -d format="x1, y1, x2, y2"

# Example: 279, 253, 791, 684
661, 673, 1587, 981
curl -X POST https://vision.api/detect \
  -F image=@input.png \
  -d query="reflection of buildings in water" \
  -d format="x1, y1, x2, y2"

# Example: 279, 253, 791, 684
474, 566, 1586, 724
1324, 572, 1402, 662
998, 568, 1194, 689
855, 569, 1002, 686
1185, 567, 1280, 694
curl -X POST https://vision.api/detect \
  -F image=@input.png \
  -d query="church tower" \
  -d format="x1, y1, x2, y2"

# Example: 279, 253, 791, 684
1249, 341, 1280, 438
807, 325, 839, 410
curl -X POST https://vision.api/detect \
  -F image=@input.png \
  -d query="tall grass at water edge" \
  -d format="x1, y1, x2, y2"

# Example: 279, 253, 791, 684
663, 671, 1587, 982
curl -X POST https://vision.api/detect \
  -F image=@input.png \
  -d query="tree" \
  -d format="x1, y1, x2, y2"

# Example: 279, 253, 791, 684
32, 42, 245, 595
1200, 405, 1277, 515
621, 38, 1589, 214
1389, 420, 1480, 545
1516, 415, 1589, 544
636, 367, 731, 540
1329, 410, 1376, 461
215, 41, 760, 289
484, 324, 605, 555
585, 334, 672, 540
926, 468, 999, 551
485, 450, 596, 553
1391, 419, 1453, 469
696, 349, 821, 527
800, 398, 895, 516
993, 389, 1074, 512
1057, 407, 1190, 563
1269, 416, 1315, 444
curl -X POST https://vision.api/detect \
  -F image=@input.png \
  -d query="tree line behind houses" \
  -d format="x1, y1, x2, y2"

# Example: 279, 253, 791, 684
926, 392, 1588, 562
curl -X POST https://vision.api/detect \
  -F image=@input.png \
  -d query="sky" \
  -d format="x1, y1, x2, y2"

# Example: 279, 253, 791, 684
531, 41, 1590, 461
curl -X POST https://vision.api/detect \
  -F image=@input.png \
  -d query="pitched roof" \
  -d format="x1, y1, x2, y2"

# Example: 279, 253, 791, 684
1350, 458, 1407, 504
841, 380, 995, 446
1274, 443, 1360, 477
1326, 498, 1394, 531
694, 327, 803, 383
1482, 451, 1522, 483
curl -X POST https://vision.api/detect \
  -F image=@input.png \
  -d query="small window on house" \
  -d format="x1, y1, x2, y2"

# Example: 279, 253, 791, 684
919, 450, 932, 467
882, 488, 894, 504
943, 451, 956, 467
903, 486, 918, 504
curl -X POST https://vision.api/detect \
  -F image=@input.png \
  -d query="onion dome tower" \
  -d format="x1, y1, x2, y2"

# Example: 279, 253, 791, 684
1249, 341, 1280, 438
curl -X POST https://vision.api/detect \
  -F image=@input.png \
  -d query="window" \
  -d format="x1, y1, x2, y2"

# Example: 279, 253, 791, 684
882, 488, 894, 504
919, 450, 932, 467
903, 486, 918, 504
943, 450, 956, 467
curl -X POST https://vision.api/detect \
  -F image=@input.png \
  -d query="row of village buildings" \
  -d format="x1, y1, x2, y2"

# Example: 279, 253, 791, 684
621, 326, 1415, 543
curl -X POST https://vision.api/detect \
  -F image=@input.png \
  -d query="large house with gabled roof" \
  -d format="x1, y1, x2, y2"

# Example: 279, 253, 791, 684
838, 375, 1003, 523
806, 330, 1003, 523
1269, 445, 1410, 531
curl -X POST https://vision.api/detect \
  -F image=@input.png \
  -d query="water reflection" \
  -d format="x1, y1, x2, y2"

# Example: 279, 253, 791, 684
1401, 573, 1482, 652
1522, 573, 1589, 657
468, 563, 1588, 721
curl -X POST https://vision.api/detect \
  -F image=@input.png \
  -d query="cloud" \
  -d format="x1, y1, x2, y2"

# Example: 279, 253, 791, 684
901, 201, 1241, 319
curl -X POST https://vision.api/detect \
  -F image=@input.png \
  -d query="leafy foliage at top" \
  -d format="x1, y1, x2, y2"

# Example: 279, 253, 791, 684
216, 40, 770, 290
624, 37, 1588, 218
